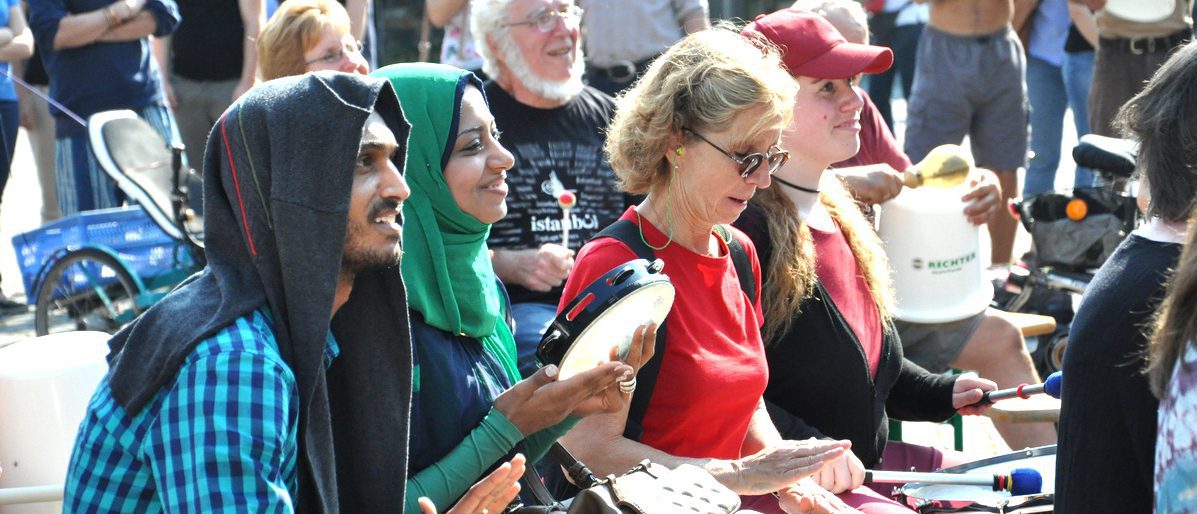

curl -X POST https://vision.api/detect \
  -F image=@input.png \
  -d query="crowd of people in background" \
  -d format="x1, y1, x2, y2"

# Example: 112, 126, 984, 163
0, 0, 1195, 512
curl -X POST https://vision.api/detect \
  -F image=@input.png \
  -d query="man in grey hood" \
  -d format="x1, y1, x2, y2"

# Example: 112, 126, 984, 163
63, 72, 522, 513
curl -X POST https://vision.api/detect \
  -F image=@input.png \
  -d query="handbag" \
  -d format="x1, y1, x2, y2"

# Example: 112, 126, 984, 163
508, 444, 740, 514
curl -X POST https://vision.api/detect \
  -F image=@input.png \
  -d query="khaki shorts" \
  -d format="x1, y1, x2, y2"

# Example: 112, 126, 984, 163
896, 310, 986, 373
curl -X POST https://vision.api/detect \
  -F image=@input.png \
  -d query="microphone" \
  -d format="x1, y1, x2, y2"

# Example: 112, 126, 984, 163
866, 468, 1043, 495
977, 371, 1062, 405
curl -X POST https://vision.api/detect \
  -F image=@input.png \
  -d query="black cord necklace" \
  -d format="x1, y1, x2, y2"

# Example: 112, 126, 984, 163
772, 175, 820, 194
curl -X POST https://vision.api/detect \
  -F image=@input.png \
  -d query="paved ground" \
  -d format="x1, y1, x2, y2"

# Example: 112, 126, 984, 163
0, 96, 1076, 455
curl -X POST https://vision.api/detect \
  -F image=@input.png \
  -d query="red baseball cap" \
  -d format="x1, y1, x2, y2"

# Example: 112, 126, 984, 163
742, 8, 893, 79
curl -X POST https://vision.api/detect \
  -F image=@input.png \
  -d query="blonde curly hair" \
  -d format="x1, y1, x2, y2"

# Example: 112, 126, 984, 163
605, 25, 798, 194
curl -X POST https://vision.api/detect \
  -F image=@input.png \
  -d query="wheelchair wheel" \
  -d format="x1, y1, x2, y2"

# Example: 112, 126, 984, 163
1045, 329, 1068, 374
35, 249, 144, 336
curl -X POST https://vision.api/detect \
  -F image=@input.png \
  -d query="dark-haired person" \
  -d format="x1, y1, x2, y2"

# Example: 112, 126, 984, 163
64, 73, 519, 514
1056, 40, 1197, 514
375, 62, 653, 513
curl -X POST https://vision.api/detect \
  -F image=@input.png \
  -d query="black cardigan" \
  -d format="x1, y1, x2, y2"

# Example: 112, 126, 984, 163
735, 205, 957, 468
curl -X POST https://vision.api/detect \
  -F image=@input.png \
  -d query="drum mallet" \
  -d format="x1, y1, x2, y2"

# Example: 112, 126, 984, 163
977, 371, 1062, 405
865, 468, 1043, 495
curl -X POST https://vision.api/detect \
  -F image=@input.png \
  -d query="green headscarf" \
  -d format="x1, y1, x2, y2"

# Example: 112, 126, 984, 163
373, 63, 520, 384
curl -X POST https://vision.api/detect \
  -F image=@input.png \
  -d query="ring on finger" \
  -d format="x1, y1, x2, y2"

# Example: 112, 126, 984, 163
618, 377, 637, 394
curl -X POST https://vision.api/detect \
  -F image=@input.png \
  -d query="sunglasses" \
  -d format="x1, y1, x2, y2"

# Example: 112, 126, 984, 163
683, 128, 789, 179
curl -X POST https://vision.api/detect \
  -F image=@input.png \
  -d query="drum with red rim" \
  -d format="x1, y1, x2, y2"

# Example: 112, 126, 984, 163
536, 258, 674, 380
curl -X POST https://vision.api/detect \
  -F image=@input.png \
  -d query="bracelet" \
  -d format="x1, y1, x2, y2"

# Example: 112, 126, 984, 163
104, 5, 120, 28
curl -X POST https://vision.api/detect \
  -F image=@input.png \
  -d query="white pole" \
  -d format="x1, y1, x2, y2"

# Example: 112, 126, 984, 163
0, 484, 65, 505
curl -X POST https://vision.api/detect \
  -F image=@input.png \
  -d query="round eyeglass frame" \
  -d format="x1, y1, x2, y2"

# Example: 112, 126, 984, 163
682, 128, 790, 179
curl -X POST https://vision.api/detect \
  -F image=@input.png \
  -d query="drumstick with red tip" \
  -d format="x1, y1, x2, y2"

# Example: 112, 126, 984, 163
865, 468, 1043, 495
558, 191, 576, 249
975, 371, 1062, 405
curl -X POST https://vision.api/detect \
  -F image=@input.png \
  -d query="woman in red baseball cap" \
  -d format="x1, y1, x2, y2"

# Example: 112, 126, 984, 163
733, 7, 1001, 513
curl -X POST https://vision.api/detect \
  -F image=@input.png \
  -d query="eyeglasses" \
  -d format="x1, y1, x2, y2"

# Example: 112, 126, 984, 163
683, 128, 790, 179
304, 37, 364, 66
502, 5, 584, 33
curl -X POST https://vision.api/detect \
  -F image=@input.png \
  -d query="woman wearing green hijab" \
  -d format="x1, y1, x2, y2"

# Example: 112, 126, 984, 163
375, 63, 654, 512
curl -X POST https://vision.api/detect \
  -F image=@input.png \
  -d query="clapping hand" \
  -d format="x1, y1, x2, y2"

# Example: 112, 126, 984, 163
777, 477, 863, 514
730, 439, 850, 496
418, 454, 525, 514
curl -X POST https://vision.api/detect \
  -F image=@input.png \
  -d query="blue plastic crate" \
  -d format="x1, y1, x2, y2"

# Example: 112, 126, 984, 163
11, 206, 189, 303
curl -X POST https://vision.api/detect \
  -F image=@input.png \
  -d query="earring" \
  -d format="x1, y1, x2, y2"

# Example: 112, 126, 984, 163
675, 146, 684, 156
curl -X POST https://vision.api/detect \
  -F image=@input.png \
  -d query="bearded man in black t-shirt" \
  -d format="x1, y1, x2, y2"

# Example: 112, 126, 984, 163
472, 0, 632, 376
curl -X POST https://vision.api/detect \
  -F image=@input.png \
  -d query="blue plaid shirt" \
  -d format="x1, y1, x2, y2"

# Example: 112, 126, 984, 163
64, 310, 340, 513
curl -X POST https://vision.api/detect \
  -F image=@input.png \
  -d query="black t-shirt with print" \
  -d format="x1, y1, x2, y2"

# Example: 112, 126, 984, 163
484, 82, 628, 305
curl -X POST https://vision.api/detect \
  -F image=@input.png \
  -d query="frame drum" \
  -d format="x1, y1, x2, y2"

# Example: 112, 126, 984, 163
537, 259, 674, 380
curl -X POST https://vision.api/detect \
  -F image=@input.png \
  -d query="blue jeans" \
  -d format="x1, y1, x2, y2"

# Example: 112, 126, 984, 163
511, 302, 558, 378
1063, 50, 1095, 181
1023, 53, 1095, 198
0, 99, 18, 201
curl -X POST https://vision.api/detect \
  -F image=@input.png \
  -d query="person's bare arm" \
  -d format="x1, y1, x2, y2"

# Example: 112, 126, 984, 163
491, 245, 574, 292
559, 396, 847, 496
94, 9, 156, 42
0, 7, 32, 61
1012, 0, 1038, 34
344, 0, 369, 41
53, 0, 145, 49
234, 0, 264, 100
834, 164, 905, 205
425, 0, 468, 28
681, 11, 709, 33
1067, 0, 1105, 10
1068, 2, 1099, 48
741, 398, 784, 455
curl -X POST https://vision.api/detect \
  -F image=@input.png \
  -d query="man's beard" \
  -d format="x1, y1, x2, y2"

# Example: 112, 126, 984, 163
495, 34, 586, 102
342, 199, 404, 274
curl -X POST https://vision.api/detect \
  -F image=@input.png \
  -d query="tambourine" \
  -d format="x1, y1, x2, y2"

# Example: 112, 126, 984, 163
537, 258, 675, 380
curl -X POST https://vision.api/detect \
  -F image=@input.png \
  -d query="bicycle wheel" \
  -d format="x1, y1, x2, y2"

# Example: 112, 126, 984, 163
35, 249, 144, 336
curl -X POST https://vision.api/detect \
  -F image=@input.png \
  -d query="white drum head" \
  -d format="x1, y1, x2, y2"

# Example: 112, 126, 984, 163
901, 447, 1056, 512
556, 282, 674, 380
1104, 0, 1176, 23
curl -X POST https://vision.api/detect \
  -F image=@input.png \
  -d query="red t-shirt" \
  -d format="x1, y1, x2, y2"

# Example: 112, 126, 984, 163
810, 224, 883, 379
559, 207, 768, 460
